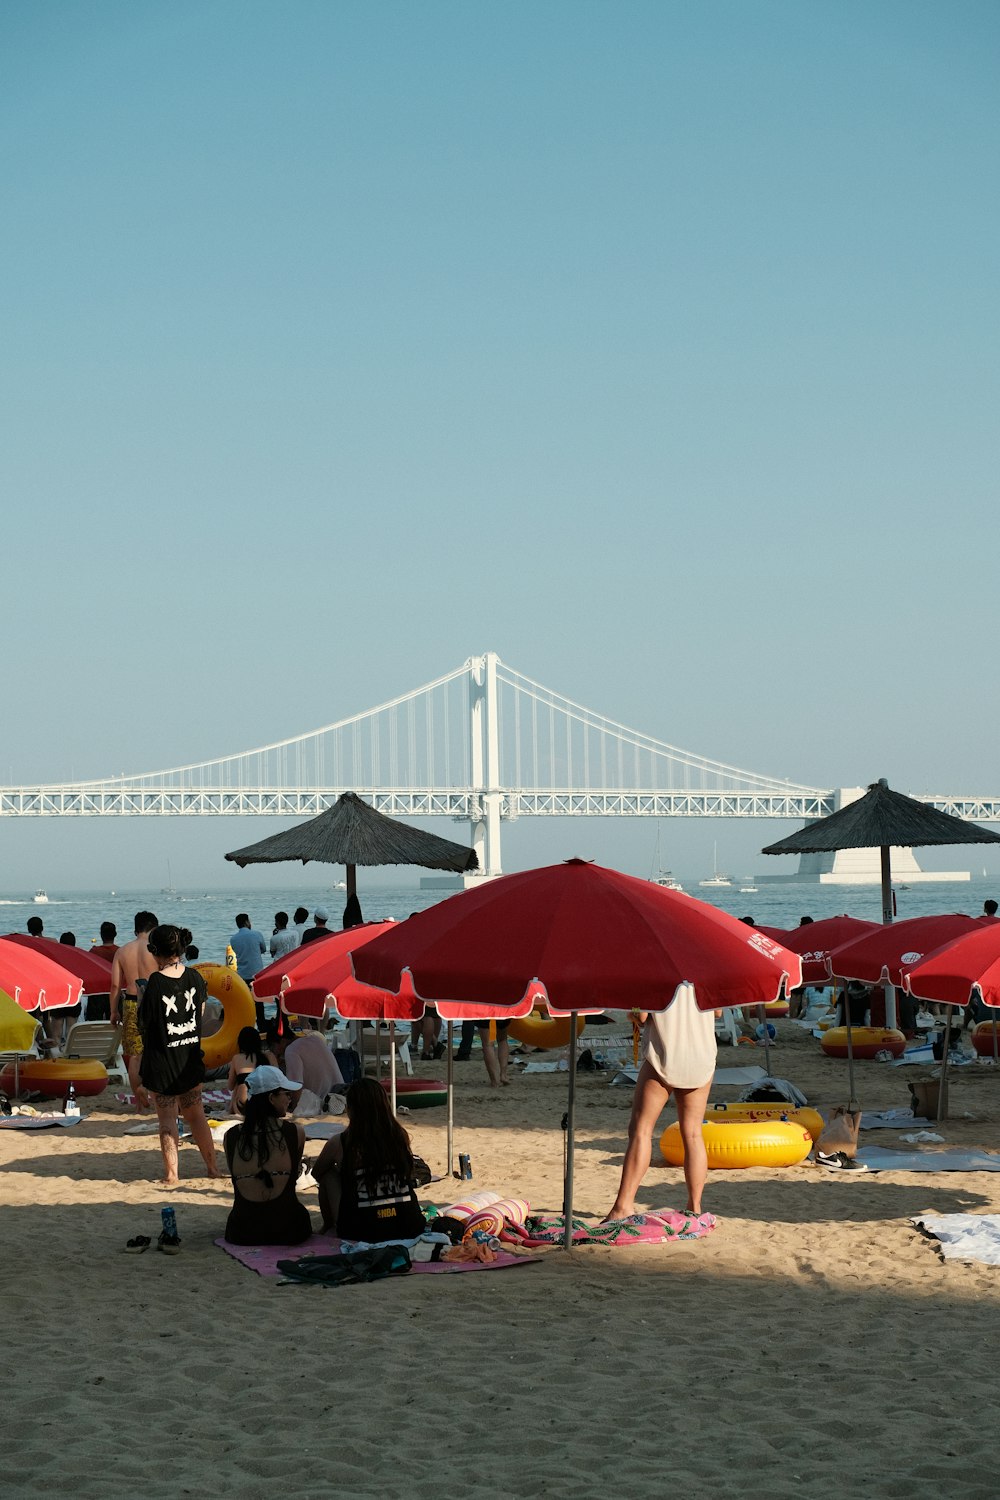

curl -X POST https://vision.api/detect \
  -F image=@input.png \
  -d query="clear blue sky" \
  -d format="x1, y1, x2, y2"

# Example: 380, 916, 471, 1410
2, 1, 998, 887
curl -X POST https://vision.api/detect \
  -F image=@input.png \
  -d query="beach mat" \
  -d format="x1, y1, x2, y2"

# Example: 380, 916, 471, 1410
511, 1209, 716, 1248
0, 1113, 84, 1130
216, 1233, 541, 1278
857, 1147, 1000, 1173
912, 1212, 1000, 1264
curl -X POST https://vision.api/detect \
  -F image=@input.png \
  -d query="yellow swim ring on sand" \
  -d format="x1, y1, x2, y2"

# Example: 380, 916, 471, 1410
508, 1010, 586, 1049
659, 1118, 813, 1170
820, 1026, 905, 1060
706, 1103, 825, 1141
195, 964, 258, 1069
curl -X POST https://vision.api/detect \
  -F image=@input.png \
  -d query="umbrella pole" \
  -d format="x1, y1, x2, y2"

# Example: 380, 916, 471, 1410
880, 847, 897, 1029
346, 863, 357, 901
563, 1013, 580, 1253
936, 1010, 952, 1123
389, 1024, 397, 1116
844, 1001, 859, 1112
375, 1022, 382, 1080
993, 1015, 998, 1065
446, 1020, 454, 1178
756, 1004, 773, 1077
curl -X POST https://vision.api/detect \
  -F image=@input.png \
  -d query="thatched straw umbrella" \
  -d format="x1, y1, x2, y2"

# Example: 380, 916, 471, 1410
762, 778, 1000, 1109
224, 791, 478, 907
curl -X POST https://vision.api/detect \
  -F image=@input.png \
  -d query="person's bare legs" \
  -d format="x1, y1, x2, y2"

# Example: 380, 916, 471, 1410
603, 1062, 670, 1220
154, 1096, 181, 1186
673, 1080, 713, 1214
481, 1031, 500, 1087
497, 1029, 510, 1084
180, 1096, 222, 1178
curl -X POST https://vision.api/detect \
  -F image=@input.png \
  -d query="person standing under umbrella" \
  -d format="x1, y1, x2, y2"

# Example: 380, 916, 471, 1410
603, 986, 717, 1221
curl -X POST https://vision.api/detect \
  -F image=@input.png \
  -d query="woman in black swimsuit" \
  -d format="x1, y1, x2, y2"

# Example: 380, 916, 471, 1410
312, 1077, 425, 1242
224, 1066, 313, 1246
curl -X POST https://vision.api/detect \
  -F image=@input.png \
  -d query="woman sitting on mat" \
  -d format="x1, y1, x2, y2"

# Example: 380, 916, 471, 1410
224, 1066, 314, 1246
603, 986, 718, 1222
312, 1077, 426, 1242
227, 1026, 277, 1115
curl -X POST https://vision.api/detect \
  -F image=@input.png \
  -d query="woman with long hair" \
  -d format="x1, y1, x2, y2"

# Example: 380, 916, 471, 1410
312, 1077, 425, 1241
226, 1026, 276, 1115
224, 1066, 313, 1246
137, 924, 220, 1186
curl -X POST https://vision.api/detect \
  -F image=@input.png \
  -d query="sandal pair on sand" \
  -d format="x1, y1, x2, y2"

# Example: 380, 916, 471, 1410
125, 1232, 181, 1254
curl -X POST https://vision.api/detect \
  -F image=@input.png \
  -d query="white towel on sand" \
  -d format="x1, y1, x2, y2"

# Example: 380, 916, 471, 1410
913, 1213, 1000, 1264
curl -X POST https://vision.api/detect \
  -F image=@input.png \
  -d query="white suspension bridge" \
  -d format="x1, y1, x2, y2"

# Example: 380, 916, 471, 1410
3, 652, 997, 877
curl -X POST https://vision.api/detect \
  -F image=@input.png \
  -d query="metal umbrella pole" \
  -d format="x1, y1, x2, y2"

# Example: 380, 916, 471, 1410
389, 1022, 397, 1116
843, 993, 859, 1112
755, 1004, 773, 1077
936, 1009, 953, 1123
446, 1019, 454, 1177
562, 1013, 580, 1252
992, 1013, 998, 1064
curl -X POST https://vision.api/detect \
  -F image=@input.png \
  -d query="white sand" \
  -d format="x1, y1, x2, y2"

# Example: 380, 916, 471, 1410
4, 1024, 1000, 1499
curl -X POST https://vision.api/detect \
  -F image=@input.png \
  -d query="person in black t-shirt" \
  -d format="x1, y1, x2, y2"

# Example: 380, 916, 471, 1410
312, 1077, 425, 1241
138, 924, 221, 1186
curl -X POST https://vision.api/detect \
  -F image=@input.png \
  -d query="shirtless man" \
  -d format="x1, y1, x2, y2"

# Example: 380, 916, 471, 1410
110, 910, 158, 1108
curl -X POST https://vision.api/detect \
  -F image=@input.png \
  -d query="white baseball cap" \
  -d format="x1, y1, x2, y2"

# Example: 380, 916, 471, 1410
245, 1065, 303, 1097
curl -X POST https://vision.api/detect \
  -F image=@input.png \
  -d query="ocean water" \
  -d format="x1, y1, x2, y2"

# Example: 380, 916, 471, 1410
1, 875, 996, 966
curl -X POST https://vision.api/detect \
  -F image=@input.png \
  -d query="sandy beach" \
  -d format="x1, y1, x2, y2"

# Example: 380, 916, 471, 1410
5, 1022, 1000, 1500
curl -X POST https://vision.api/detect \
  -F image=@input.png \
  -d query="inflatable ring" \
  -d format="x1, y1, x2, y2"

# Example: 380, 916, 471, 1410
378, 1076, 446, 1109
764, 1000, 789, 1018
0, 1057, 108, 1099
660, 1118, 813, 1170
195, 964, 259, 1069
508, 1011, 585, 1049
821, 1026, 905, 1060
706, 1103, 825, 1141
972, 1021, 1000, 1057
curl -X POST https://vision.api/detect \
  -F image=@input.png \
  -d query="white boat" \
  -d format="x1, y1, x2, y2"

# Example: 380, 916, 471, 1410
33, 889, 49, 904
333, 880, 347, 891
738, 879, 758, 893
649, 825, 684, 891
698, 844, 732, 889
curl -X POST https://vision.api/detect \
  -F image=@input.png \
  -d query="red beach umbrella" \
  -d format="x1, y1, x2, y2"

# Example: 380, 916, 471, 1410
352, 859, 802, 1014
253, 923, 397, 1017
0, 937, 84, 1013
903, 923, 1000, 1010
826, 914, 985, 989
5, 934, 113, 994
352, 860, 803, 1249
756, 916, 879, 985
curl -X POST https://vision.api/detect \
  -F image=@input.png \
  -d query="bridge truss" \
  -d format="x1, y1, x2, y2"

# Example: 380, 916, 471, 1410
2, 654, 994, 873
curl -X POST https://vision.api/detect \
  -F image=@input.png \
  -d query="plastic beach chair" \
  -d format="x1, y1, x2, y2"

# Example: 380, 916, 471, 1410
63, 1021, 128, 1088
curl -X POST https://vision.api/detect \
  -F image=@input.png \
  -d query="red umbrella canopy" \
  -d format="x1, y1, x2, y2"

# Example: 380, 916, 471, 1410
903, 922, 1000, 1009
351, 859, 802, 1013
0, 937, 84, 1013
5, 934, 113, 994
755, 916, 879, 985
826, 914, 985, 989
253, 924, 396, 1001
253, 923, 400, 1020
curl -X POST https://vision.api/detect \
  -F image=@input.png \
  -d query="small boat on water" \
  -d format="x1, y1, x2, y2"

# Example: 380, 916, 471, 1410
33, 889, 49, 904
649, 824, 684, 892
698, 844, 732, 889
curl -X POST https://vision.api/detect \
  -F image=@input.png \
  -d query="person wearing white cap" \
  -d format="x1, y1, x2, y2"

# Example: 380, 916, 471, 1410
223, 1066, 314, 1246
300, 906, 333, 947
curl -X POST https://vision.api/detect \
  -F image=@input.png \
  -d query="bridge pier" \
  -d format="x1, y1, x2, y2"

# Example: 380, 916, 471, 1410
468, 652, 503, 878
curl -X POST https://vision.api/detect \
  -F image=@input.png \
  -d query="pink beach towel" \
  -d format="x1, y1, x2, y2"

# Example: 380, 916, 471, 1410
215, 1233, 541, 1278
509, 1209, 716, 1248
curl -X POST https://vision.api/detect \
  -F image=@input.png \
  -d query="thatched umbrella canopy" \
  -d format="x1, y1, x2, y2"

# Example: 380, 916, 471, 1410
224, 791, 478, 905
761, 778, 1000, 923
762, 777, 1000, 1054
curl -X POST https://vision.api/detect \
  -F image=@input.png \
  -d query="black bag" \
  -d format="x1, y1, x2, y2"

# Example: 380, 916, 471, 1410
411, 1155, 433, 1187
333, 1048, 361, 1086
276, 1246, 412, 1287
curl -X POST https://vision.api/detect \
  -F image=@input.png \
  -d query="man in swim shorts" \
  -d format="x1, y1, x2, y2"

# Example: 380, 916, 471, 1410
110, 911, 158, 1108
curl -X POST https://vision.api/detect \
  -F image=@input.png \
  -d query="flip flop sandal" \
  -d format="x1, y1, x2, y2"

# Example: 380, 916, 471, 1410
158, 1232, 182, 1255
125, 1235, 151, 1253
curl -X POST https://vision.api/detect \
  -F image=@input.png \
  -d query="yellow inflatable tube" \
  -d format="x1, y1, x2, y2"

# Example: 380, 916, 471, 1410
508, 1011, 586, 1049
706, 1103, 825, 1141
660, 1118, 813, 1170
195, 964, 258, 1069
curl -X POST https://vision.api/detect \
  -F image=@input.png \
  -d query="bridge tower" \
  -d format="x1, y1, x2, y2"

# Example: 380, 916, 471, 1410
468, 651, 503, 877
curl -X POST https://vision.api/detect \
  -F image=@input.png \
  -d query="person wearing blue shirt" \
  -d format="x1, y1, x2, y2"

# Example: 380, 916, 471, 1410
229, 914, 267, 985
